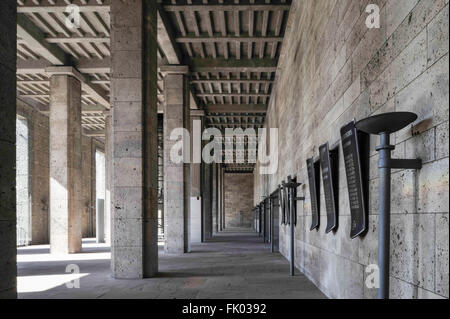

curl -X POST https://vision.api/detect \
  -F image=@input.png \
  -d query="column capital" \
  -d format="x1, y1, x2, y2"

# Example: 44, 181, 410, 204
45, 66, 84, 83
47, 66, 109, 108
190, 109, 205, 117
159, 65, 189, 76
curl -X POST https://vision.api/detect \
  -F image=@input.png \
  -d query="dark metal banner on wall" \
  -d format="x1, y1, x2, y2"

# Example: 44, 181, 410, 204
280, 184, 286, 224
307, 158, 320, 231
340, 120, 370, 238
319, 142, 339, 233
278, 184, 283, 216
282, 183, 289, 225
290, 176, 298, 226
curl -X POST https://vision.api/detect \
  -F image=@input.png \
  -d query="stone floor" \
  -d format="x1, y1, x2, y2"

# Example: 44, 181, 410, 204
17, 230, 326, 299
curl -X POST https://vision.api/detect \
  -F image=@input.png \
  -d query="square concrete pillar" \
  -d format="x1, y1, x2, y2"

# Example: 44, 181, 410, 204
111, 0, 158, 278
162, 66, 191, 254
217, 164, 222, 232
0, 0, 17, 299
202, 162, 213, 241
49, 74, 83, 255
190, 115, 203, 243
212, 163, 218, 234
220, 166, 225, 231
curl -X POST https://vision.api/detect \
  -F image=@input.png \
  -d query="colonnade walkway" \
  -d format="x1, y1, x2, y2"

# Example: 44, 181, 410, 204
17, 231, 326, 299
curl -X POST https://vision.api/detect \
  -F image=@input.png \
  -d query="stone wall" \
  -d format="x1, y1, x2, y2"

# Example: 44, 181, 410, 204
254, 0, 449, 299
225, 173, 254, 228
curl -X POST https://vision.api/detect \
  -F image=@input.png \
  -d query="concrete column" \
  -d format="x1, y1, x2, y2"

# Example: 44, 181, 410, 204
220, 167, 225, 231
0, 0, 16, 299
48, 73, 82, 255
104, 111, 112, 245
218, 165, 222, 232
111, 0, 158, 278
216, 164, 222, 233
202, 163, 212, 240
162, 66, 191, 254
190, 114, 203, 243
212, 163, 218, 235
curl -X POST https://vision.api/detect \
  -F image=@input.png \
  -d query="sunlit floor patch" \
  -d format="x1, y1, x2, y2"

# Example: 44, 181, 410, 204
17, 273, 89, 293
17, 238, 111, 263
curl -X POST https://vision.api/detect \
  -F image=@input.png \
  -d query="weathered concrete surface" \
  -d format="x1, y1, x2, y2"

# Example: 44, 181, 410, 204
49, 74, 83, 255
111, 0, 158, 278
212, 163, 218, 234
17, 235, 326, 299
0, 0, 17, 299
220, 166, 225, 231
254, 0, 449, 299
225, 173, 254, 228
202, 163, 212, 240
163, 70, 191, 253
81, 135, 94, 238
217, 165, 223, 231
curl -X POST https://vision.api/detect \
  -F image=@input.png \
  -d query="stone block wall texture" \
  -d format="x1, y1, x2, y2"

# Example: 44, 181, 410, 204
49, 75, 83, 254
0, 0, 17, 299
111, 0, 159, 278
202, 163, 213, 239
225, 173, 254, 228
81, 135, 93, 238
254, 0, 449, 299
163, 72, 191, 253
212, 163, 218, 234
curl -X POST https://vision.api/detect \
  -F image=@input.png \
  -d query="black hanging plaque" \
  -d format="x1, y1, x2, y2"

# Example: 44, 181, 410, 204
283, 184, 290, 225
307, 158, 320, 231
278, 185, 282, 210
319, 143, 338, 233
281, 184, 286, 224
340, 120, 369, 238
290, 176, 298, 226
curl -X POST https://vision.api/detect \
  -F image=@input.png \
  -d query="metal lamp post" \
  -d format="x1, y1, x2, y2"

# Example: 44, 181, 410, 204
261, 196, 268, 242
269, 195, 274, 253
356, 112, 422, 299
282, 176, 305, 276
